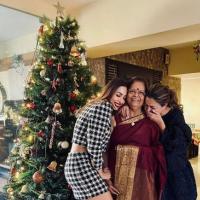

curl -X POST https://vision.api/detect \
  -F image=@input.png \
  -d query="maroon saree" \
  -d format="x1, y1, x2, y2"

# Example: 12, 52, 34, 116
108, 114, 167, 200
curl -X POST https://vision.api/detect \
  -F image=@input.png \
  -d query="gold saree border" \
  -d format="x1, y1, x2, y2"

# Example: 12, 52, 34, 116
114, 145, 139, 200
119, 114, 145, 126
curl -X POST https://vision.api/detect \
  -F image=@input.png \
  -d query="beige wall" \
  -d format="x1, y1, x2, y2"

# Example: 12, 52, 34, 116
181, 77, 200, 129
2, 0, 200, 56
169, 46, 200, 75
78, 0, 200, 47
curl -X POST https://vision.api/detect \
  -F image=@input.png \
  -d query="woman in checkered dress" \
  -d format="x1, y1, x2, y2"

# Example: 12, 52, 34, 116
65, 78, 127, 200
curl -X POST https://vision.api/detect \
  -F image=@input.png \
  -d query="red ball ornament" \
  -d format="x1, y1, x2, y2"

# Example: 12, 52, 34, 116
11, 167, 17, 176
47, 59, 53, 66
37, 131, 45, 138
69, 105, 77, 113
30, 102, 36, 109
26, 102, 36, 109
38, 25, 44, 35
32, 171, 44, 184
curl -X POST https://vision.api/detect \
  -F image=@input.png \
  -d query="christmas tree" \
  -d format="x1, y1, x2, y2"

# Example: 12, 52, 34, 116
5, 8, 100, 200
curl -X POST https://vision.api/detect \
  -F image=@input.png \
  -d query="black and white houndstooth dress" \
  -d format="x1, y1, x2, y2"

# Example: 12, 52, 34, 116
65, 100, 113, 200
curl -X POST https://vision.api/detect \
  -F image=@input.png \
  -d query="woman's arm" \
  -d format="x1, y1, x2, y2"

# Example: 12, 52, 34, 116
119, 105, 130, 120
103, 151, 120, 195
86, 103, 111, 171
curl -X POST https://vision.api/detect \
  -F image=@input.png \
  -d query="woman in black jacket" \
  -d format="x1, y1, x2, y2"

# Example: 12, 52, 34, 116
145, 83, 197, 200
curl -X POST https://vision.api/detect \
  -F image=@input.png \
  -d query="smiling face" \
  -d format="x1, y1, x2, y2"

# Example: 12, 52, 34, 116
127, 81, 145, 111
110, 86, 127, 110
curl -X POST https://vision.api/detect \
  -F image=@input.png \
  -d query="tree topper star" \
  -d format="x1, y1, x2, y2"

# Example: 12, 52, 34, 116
54, 2, 65, 17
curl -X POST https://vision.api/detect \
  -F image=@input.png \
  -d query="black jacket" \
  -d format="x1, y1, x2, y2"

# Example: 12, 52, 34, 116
160, 108, 197, 200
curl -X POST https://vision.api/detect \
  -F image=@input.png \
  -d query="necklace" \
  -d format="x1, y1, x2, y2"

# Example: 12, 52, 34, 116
120, 113, 145, 126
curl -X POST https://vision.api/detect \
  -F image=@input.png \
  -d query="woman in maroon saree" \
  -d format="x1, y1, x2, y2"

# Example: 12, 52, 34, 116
107, 77, 167, 200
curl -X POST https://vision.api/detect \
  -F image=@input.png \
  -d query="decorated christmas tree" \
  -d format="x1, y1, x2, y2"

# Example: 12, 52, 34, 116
5, 5, 100, 200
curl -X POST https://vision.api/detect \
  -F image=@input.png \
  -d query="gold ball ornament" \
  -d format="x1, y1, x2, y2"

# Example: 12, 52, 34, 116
27, 134, 35, 144
32, 171, 44, 184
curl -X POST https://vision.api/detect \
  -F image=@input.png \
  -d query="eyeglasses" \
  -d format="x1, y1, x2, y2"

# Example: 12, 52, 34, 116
128, 89, 145, 97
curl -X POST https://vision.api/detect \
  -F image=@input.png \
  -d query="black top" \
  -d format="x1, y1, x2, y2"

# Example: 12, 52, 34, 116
160, 108, 197, 200
161, 108, 191, 171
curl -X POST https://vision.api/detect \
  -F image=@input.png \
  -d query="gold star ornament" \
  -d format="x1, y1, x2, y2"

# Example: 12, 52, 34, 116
54, 2, 65, 17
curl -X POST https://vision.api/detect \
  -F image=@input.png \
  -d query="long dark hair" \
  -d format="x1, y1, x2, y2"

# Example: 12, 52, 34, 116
100, 78, 127, 101
77, 78, 127, 115
146, 83, 182, 110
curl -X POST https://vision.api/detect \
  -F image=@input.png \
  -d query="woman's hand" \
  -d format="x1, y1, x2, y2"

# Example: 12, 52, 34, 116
119, 105, 130, 120
105, 179, 120, 195
147, 110, 166, 131
98, 168, 111, 180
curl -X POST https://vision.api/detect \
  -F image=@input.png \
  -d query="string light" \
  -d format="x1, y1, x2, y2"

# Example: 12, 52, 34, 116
43, 25, 49, 32
20, 166, 26, 172
24, 126, 29, 131
15, 171, 20, 180
91, 75, 97, 84
26, 103, 32, 109
27, 135, 35, 144
96, 92, 101, 97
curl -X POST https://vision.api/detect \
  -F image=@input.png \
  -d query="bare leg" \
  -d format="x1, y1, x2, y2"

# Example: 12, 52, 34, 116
88, 191, 113, 200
